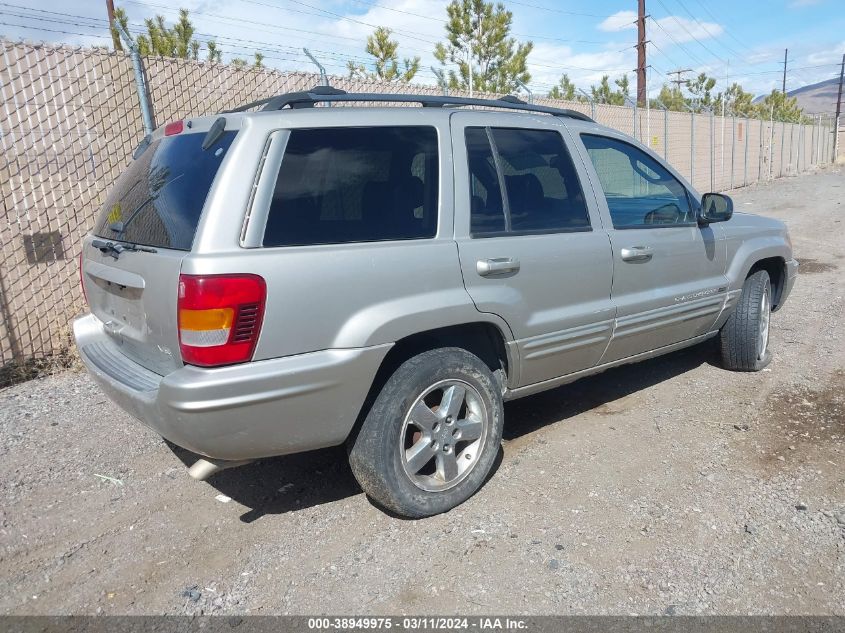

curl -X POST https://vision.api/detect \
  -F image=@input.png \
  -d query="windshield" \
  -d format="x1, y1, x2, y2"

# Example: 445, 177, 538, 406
93, 130, 236, 250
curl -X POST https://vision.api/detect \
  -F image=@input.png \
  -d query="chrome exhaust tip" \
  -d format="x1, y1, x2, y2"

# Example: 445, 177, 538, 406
188, 457, 253, 481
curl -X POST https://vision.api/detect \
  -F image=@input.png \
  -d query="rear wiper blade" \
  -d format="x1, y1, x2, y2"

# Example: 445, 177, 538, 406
91, 239, 157, 259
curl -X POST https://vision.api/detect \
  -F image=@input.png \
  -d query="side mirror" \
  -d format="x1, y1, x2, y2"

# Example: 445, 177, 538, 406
699, 193, 733, 225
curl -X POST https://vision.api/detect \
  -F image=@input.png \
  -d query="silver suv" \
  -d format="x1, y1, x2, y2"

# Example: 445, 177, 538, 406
74, 88, 798, 517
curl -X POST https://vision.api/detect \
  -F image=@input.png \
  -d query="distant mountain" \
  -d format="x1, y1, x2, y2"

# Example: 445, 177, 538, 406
752, 77, 841, 113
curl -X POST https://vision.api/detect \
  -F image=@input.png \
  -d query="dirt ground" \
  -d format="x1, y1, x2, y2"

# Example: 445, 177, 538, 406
1, 168, 843, 616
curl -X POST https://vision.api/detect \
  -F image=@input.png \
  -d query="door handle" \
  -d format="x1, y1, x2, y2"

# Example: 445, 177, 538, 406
477, 257, 521, 277
620, 246, 654, 263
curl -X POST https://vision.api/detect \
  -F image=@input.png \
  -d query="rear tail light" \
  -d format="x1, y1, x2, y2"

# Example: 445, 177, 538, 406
164, 120, 184, 136
178, 274, 266, 367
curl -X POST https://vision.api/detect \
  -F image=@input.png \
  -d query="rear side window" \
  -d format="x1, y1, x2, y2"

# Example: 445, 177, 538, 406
263, 126, 439, 247
94, 131, 237, 250
580, 134, 693, 228
466, 127, 590, 236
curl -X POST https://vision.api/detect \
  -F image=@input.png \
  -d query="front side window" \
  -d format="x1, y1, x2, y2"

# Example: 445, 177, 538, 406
580, 134, 693, 228
466, 127, 590, 237
263, 126, 438, 247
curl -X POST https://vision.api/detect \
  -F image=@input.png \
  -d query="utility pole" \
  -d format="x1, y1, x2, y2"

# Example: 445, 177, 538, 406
668, 68, 692, 89
782, 48, 788, 95
834, 52, 844, 162
106, 0, 122, 51
667, 68, 692, 105
636, 0, 648, 107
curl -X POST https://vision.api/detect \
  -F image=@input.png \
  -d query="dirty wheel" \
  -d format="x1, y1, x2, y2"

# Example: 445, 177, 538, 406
719, 269, 772, 372
348, 347, 504, 518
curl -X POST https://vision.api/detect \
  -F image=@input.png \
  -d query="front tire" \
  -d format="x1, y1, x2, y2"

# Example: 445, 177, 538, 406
348, 347, 504, 518
719, 270, 772, 371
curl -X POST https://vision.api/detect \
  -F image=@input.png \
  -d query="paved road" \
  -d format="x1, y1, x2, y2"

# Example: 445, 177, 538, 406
1, 168, 843, 615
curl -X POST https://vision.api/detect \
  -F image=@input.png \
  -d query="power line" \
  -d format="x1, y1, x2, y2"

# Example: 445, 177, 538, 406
648, 16, 708, 67
653, 0, 726, 64
239, 0, 440, 46
687, 0, 757, 56
671, 0, 745, 60
487, 1, 614, 18
649, 39, 684, 73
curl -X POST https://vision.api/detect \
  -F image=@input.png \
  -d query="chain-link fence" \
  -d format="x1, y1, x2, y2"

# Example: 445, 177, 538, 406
0, 39, 840, 375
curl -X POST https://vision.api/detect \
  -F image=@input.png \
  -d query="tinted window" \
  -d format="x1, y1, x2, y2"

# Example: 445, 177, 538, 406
263, 127, 438, 247
94, 131, 236, 250
466, 127, 590, 236
466, 127, 506, 234
580, 134, 693, 228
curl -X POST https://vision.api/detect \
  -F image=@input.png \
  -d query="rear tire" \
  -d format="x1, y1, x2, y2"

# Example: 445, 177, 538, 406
348, 347, 504, 518
719, 270, 772, 372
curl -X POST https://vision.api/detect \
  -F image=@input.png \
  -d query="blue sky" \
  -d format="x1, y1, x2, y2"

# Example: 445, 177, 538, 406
1, 0, 843, 103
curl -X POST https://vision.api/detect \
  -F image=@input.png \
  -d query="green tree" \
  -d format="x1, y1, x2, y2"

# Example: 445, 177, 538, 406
347, 27, 420, 82
434, 0, 533, 93
109, 7, 128, 52
652, 83, 686, 111
135, 9, 199, 59
230, 58, 247, 68
548, 73, 576, 100
713, 82, 757, 117
685, 72, 717, 110
590, 74, 629, 105
758, 89, 805, 123
254, 52, 264, 68
207, 40, 222, 63
118, 8, 261, 64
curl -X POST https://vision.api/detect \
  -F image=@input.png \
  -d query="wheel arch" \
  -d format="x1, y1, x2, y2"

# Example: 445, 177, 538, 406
345, 321, 514, 445
726, 237, 790, 311
747, 256, 787, 310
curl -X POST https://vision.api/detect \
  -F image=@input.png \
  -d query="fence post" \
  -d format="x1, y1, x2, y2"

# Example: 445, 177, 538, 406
757, 117, 764, 183
787, 123, 794, 174
731, 114, 736, 189
779, 121, 785, 177
709, 109, 715, 192
303, 48, 329, 87
663, 107, 668, 160
633, 101, 638, 140
822, 117, 830, 165
743, 117, 749, 187
797, 124, 802, 172
516, 80, 533, 104
115, 22, 154, 136
690, 109, 695, 185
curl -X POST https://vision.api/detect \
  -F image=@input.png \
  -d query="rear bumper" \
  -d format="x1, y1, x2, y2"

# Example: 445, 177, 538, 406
73, 313, 391, 460
776, 258, 799, 311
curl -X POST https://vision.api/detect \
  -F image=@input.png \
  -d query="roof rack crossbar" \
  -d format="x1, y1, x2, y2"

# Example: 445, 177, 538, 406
245, 87, 593, 122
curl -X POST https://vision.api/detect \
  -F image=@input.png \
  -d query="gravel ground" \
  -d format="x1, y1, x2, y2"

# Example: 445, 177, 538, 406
1, 168, 843, 616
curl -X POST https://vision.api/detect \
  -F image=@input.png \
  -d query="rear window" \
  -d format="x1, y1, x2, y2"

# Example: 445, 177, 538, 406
466, 127, 591, 236
93, 131, 237, 250
263, 126, 439, 247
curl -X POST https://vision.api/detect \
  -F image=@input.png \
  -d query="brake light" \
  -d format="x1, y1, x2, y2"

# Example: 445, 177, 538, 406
164, 120, 184, 136
78, 252, 87, 305
178, 274, 266, 367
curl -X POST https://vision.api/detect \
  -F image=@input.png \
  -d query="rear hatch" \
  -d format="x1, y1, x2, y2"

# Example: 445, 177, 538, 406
81, 124, 238, 375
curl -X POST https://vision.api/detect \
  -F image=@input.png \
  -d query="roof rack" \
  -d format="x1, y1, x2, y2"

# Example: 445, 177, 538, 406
226, 85, 593, 122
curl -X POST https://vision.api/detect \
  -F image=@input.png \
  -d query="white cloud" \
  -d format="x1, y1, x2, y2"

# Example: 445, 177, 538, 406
597, 9, 724, 45
528, 42, 632, 93
598, 11, 638, 33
